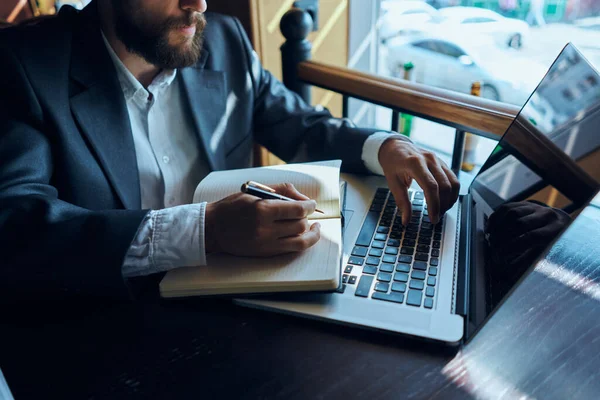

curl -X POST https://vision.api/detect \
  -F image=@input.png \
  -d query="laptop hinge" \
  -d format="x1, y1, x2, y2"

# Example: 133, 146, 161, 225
454, 193, 471, 318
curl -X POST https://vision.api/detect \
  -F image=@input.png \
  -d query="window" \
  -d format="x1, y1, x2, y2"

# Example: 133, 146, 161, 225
413, 40, 436, 52
404, 9, 430, 15
463, 17, 496, 23
373, 1, 600, 171
436, 42, 466, 58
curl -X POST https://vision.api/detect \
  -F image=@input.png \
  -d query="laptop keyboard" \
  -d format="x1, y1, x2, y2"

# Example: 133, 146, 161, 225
343, 188, 443, 309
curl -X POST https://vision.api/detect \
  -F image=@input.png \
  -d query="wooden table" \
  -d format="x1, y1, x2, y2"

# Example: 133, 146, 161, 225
2, 203, 600, 400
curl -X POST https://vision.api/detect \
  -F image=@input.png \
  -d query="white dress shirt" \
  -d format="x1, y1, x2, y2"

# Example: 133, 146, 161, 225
101, 34, 406, 278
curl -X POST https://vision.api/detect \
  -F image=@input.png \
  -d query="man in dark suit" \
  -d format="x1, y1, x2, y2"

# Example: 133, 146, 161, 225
0, 0, 459, 302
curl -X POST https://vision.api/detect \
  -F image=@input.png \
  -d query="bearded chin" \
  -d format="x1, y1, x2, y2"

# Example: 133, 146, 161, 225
113, 7, 206, 70
150, 30, 204, 69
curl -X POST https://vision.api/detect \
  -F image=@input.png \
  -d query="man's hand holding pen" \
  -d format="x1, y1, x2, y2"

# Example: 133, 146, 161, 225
205, 183, 321, 257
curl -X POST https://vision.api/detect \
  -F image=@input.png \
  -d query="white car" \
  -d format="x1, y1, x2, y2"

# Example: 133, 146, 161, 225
385, 36, 547, 105
379, 0, 443, 41
438, 7, 529, 49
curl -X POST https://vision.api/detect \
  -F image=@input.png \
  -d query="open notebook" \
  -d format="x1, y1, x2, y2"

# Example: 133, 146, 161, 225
159, 160, 343, 298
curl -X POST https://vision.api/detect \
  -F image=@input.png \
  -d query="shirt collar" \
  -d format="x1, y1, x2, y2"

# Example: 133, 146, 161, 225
100, 31, 177, 101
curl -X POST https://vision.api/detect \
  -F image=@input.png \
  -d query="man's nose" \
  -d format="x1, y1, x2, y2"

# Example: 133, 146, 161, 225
180, 0, 207, 13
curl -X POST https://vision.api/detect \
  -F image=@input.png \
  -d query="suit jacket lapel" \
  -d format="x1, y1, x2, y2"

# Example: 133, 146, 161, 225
69, 5, 141, 209
179, 52, 227, 171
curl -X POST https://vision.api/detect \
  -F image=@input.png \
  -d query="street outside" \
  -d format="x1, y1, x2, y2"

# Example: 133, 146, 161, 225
375, 17, 600, 170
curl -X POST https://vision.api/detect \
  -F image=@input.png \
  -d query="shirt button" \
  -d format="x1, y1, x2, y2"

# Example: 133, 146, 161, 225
162, 155, 170, 164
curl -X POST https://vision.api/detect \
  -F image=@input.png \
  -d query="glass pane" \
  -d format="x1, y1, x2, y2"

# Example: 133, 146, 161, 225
377, 0, 600, 170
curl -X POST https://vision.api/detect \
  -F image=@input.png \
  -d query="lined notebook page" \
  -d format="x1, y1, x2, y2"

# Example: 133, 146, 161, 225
159, 219, 341, 297
193, 160, 342, 219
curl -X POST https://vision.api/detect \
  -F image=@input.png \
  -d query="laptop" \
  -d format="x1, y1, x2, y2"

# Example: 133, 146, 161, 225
236, 43, 600, 343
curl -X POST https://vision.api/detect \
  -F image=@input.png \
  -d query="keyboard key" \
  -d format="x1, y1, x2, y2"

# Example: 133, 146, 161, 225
402, 239, 416, 247
348, 256, 364, 266
430, 258, 439, 267
395, 263, 410, 273
372, 291, 404, 304
377, 226, 389, 234
363, 265, 377, 275
434, 233, 442, 241
398, 255, 412, 264
385, 247, 399, 255
351, 246, 368, 257
420, 230, 433, 238
349, 276, 357, 285
387, 239, 400, 247
426, 287, 435, 297
336, 284, 346, 294
427, 276, 436, 286
374, 233, 387, 241
406, 224, 419, 232
412, 200, 423, 207
344, 265, 353, 273
375, 282, 389, 292
431, 249, 440, 257
379, 220, 390, 227
404, 231, 417, 239
389, 232, 402, 239
417, 244, 430, 253
429, 267, 438, 276
366, 257, 380, 266
411, 270, 426, 280
432, 241, 441, 249
406, 290, 422, 306
392, 221, 403, 229
380, 263, 395, 273
415, 253, 428, 262
414, 192, 424, 199
409, 280, 424, 290
377, 272, 392, 282
382, 255, 397, 263
391, 282, 407, 293
370, 204, 383, 212
369, 248, 383, 257
413, 261, 427, 271
393, 272, 409, 282
355, 212, 379, 246
355, 275, 374, 297
372, 240, 385, 249
401, 247, 415, 255
424, 298, 433, 309
418, 236, 431, 244
343, 274, 349, 283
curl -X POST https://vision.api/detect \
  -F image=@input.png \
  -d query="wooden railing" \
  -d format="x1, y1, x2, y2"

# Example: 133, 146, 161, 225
280, 8, 521, 173
297, 61, 520, 139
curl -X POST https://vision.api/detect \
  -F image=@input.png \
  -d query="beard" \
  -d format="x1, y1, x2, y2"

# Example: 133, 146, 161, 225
111, 1, 207, 69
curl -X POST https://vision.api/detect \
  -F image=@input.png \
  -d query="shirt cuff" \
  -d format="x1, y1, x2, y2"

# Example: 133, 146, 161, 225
122, 203, 207, 277
361, 131, 412, 176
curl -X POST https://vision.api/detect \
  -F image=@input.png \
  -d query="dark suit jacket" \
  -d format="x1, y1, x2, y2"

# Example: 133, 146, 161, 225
0, 3, 380, 303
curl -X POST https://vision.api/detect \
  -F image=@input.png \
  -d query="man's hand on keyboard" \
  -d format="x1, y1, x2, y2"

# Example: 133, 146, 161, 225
378, 139, 460, 225
204, 183, 321, 257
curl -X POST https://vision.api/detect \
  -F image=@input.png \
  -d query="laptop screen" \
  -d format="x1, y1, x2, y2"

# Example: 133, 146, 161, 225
466, 44, 600, 335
